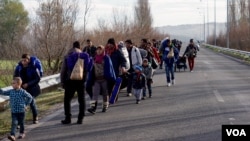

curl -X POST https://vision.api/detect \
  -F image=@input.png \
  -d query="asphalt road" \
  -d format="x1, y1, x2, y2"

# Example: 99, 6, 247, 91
2, 46, 250, 141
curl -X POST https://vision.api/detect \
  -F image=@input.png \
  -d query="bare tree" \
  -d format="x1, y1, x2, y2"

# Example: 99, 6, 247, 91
31, 0, 79, 75
133, 0, 153, 40
81, 0, 92, 40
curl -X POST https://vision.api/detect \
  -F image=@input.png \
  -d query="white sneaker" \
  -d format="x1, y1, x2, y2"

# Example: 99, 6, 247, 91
167, 83, 171, 87
127, 93, 132, 97
172, 80, 175, 85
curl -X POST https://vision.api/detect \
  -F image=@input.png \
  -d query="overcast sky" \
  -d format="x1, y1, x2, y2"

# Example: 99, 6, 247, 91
20, 0, 227, 29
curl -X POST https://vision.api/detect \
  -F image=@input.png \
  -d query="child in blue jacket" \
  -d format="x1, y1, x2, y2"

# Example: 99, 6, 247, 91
131, 65, 146, 104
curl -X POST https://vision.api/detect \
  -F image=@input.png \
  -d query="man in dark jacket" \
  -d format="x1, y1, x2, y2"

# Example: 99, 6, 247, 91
183, 39, 198, 72
83, 39, 96, 99
60, 41, 90, 124
83, 39, 96, 58
14, 54, 41, 124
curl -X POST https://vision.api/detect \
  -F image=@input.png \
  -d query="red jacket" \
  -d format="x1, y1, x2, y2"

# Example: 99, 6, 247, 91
151, 47, 161, 63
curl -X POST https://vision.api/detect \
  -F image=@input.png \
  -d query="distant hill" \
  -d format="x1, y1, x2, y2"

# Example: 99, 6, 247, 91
155, 23, 226, 44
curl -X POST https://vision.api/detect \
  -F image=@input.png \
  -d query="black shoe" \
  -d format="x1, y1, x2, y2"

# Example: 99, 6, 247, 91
77, 119, 83, 124
87, 108, 96, 114
61, 119, 71, 124
102, 107, 107, 113
149, 95, 152, 98
142, 97, 146, 100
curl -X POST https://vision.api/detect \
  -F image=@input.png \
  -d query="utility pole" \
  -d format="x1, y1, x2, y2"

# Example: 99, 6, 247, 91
214, 0, 216, 46
227, 0, 230, 48
207, 0, 209, 42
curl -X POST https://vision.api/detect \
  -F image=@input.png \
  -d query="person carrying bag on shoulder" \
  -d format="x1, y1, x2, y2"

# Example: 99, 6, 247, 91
160, 39, 179, 87
183, 39, 198, 72
60, 41, 90, 125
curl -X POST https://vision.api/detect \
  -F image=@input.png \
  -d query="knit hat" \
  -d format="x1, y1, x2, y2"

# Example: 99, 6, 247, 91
143, 58, 148, 63
107, 38, 116, 46
134, 65, 142, 72
118, 41, 124, 48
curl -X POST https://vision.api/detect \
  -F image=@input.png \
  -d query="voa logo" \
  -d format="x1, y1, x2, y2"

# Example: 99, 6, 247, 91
226, 129, 247, 136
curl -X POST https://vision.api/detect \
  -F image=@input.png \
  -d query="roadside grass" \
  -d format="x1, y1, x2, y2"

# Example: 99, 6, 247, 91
0, 60, 18, 87
0, 90, 65, 138
205, 46, 250, 64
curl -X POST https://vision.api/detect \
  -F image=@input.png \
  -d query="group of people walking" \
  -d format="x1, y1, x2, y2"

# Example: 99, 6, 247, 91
0, 37, 199, 141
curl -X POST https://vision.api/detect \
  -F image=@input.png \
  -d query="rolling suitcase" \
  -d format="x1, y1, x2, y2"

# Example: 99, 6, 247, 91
109, 77, 122, 104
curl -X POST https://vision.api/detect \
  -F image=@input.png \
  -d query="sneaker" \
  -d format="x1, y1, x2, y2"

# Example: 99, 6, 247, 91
142, 96, 146, 100
8, 135, 15, 141
167, 83, 171, 87
102, 107, 108, 113
136, 100, 140, 104
33, 117, 39, 124
172, 80, 175, 85
127, 93, 132, 97
18, 133, 25, 139
87, 108, 96, 114
149, 95, 152, 98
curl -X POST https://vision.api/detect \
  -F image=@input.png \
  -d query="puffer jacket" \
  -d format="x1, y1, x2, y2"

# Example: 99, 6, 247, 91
14, 58, 41, 97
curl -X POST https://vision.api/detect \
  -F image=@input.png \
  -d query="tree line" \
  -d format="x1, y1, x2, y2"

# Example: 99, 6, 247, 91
210, 0, 250, 52
0, 0, 167, 85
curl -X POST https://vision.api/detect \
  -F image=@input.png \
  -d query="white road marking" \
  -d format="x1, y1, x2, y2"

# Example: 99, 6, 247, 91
229, 118, 235, 125
203, 61, 210, 64
213, 90, 225, 102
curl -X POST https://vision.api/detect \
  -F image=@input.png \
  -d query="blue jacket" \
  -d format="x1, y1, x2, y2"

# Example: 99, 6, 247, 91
86, 55, 116, 86
161, 44, 179, 67
60, 48, 90, 84
14, 58, 41, 97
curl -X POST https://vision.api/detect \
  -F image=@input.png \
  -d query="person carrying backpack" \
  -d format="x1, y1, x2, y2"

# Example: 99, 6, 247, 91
14, 54, 42, 124
60, 41, 90, 124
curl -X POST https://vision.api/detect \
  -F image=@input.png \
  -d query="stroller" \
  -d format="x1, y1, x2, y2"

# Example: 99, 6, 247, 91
175, 56, 187, 72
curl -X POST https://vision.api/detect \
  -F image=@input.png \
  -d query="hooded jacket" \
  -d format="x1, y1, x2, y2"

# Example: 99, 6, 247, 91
14, 56, 41, 97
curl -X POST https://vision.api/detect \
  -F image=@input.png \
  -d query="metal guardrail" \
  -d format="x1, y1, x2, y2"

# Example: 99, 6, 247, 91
0, 73, 60, 103
203, 43, 250, 57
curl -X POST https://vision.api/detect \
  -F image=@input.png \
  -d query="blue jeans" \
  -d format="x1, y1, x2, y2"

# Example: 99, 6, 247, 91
143, 79, 152, 97
30, 98, 38, 119
11, 112, 25, 136
133, 89, 143, 100
165, 63, 175, 83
